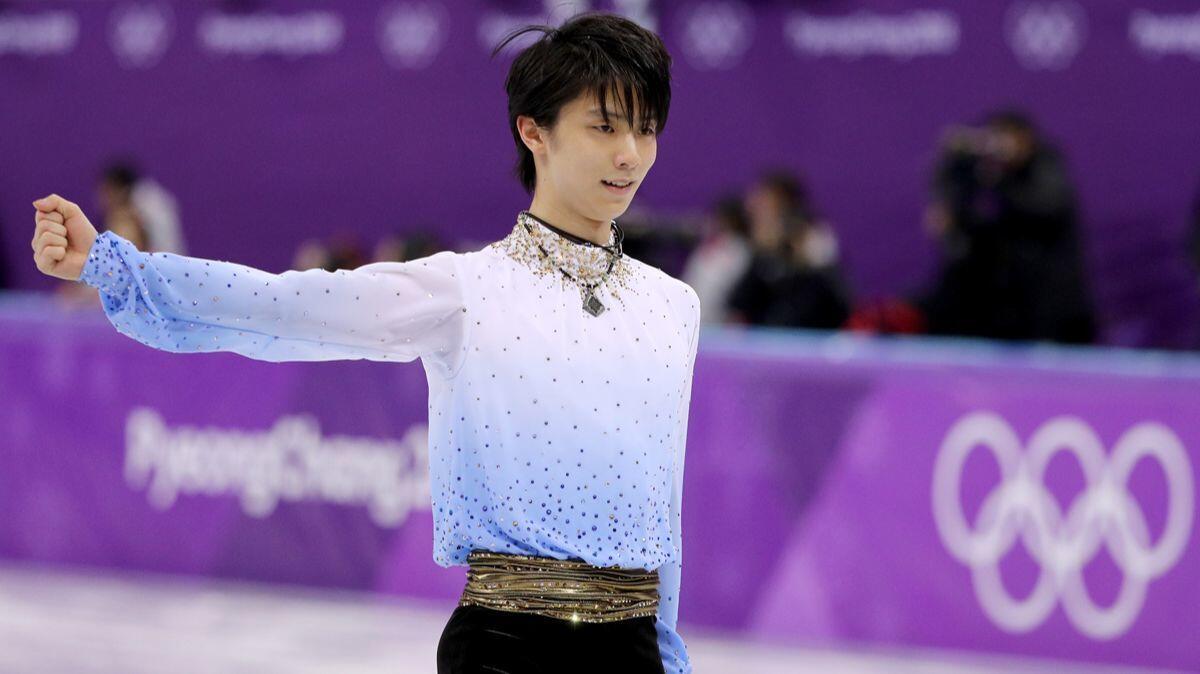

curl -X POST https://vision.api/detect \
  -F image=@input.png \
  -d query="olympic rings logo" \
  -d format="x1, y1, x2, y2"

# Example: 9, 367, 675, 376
932, 412, 1194, 639
1005, 1, 1087, 71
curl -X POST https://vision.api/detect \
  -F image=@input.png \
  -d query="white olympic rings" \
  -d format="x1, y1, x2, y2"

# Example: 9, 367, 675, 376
932, 412, 1193, 639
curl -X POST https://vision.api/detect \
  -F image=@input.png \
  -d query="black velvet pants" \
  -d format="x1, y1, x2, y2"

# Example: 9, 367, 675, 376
436, 604, 665, 674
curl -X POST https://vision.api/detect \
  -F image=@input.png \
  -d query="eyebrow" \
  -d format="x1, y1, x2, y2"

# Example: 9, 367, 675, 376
586, 109, 651, 125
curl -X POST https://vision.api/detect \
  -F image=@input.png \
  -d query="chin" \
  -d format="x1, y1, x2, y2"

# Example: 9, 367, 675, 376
587, 202, 625, 221
600, 206, 628, 221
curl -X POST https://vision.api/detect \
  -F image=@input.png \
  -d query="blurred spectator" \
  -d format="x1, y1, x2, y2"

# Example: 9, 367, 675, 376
98, 162, 187, 254
104, 206, 150, 251
1188, 183, 1200, 278
0, 209, 8, 290
374, 232, 407, 264
619, 209, 695, 279
918, 111, 1096, 344
373, 229, 447, 263
681, 196, 752, 325
292, 231, 372, 272
726, 169, 851, 329
405, 231, 448, 261
292, 239, 332, 271
325, 230, 368, 270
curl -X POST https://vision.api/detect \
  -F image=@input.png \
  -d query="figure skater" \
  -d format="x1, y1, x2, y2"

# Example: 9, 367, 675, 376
31, 11, 697, 674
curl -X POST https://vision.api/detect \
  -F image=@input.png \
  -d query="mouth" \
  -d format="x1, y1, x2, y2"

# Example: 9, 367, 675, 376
601, 179, 635, 194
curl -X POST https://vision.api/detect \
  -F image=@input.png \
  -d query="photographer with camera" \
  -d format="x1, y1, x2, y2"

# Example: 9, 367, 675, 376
919, 110, 1096, 344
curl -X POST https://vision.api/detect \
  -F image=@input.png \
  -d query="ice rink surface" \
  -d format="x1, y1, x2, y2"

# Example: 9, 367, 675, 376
0, 564, 1182, 674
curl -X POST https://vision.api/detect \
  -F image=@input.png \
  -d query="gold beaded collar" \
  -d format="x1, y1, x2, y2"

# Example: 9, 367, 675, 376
495, 211, 635, 312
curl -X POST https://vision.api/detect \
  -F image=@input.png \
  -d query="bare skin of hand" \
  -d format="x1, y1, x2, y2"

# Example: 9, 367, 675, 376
32, 194, 99, 282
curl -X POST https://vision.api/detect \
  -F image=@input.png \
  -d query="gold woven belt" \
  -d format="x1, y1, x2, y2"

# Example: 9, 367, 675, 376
458, 550, 660, 624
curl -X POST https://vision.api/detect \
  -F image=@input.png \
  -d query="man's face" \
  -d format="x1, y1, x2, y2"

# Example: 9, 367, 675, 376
745, 183, 782, 223
534, 89, 658, 222
985, 124, 1035, 169
97, 180, 131, 215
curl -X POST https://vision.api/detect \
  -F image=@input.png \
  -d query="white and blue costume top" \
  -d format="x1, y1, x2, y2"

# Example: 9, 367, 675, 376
79, 211, 701, 673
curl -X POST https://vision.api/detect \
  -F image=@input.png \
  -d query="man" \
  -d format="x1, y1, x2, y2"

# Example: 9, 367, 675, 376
682, 196, 752, 325
727, 169, 850, 329
921, 110, 1096, 344
98, 162, 187, 254
32, 12, 695, 674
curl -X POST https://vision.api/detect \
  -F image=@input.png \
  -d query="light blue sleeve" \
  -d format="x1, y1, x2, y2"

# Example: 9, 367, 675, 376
655, 288, 701, 674
655, 558, 692, 674
78, 230, 467, 373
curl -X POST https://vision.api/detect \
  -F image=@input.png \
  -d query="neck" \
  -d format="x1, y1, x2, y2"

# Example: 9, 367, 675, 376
526, 195, 612, 246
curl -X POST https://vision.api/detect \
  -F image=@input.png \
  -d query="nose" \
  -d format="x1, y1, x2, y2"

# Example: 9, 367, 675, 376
614, 131, 640, 172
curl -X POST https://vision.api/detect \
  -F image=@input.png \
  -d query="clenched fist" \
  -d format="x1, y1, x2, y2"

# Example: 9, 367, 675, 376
32, 194, 99, 282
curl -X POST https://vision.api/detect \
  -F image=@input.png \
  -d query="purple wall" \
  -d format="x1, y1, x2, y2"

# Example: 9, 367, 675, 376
4, 1, 1200, 347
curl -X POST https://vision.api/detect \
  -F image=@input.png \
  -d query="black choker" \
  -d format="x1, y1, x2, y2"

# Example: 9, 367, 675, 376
520, 210, 624, 257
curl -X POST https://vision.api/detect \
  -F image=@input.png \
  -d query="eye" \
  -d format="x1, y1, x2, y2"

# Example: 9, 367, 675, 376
594, 125, 614, 133
641, 127, 657, 136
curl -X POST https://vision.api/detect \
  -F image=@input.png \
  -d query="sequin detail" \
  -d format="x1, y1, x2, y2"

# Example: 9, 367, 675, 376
493, 211, 635, 309
458, 550, 660, 623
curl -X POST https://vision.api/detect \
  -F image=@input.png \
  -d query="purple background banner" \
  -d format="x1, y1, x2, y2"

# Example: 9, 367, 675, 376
4, 1, 1200, 347
2, 295, 1198, 671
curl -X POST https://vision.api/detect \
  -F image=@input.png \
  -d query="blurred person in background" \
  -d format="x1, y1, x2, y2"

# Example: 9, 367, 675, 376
726, 169, 850, 329
291, 232, 370, 272
616, 209, 695, 279
323, 230, 368, 271
919, 110, 1096, 344
404, 231, 447, 261
103, 205, 150, 251
98, 162, 187, 255
0, 211, 8, 290
1188, 182, 1200, 280
681, 195, 752, 324
374, 229, 448, 263
291, 238, 332, 271
1188, 184, 1200, 350
373, 233, 407, 264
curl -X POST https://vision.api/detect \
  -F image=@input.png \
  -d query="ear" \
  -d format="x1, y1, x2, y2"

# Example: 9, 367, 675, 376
517, 115, 548, 155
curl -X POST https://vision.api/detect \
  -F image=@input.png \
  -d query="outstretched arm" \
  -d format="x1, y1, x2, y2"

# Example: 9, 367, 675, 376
32, 194, 467, 372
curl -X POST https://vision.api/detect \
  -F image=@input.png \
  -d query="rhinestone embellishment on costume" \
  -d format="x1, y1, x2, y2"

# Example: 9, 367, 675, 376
494, 212, 634, 313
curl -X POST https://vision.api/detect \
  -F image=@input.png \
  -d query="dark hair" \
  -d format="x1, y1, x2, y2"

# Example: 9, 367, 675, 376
102, 162, 140, 190
985, 109, 1036, 135
757, 169, 814, 222
713, 195, 750, 238
492, 12, 672, 195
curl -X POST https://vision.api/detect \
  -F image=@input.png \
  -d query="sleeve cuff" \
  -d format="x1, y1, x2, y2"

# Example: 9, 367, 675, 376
79, 230, 134, 296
